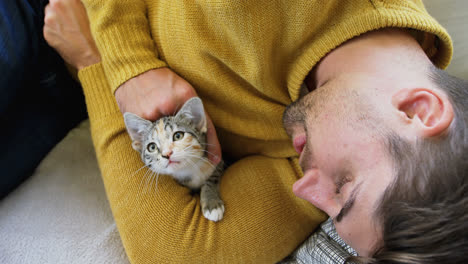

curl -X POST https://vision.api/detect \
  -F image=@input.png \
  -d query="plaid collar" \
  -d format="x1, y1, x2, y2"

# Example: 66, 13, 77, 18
280, 218, 358, 264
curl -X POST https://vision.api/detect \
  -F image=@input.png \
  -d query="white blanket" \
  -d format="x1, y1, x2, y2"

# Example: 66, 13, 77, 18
0, 121, 129, 264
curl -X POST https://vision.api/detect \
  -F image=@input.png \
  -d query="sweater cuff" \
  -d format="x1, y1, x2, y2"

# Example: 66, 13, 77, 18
106, 60, 168, 96
81, 0, 168, 94
78, 63, 120, 121
99, 26, 168, 94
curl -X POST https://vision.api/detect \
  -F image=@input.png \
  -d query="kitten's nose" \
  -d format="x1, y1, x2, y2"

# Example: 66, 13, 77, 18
162, 150, 173, 159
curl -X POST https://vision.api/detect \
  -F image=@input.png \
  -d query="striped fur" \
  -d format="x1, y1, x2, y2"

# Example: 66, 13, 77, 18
123, 98, 225, 221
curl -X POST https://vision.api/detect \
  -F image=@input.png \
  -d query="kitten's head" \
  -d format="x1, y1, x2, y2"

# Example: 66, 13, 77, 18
123, 97, 208, 175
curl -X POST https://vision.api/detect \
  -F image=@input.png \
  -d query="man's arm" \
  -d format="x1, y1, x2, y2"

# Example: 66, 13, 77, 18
77, 66, 324, 262
80, 0, 165, 92
44, 1, 325, 262
65, 0, 222, 163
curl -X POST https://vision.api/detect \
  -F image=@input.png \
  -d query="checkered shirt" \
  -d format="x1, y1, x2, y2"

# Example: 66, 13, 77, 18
280, 218, 358, 264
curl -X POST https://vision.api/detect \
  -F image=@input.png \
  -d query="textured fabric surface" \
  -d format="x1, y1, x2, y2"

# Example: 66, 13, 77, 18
280, 218, 357, 264
0, 1, 467, 264
79, 63, 326, 263
77, 1, 452, 263
81, 0, 452, 162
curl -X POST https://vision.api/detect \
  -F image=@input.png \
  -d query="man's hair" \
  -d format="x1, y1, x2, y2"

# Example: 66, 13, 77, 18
352, 65, 468, 264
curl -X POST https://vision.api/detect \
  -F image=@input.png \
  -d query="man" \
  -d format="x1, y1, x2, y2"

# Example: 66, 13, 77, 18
0, 0, 87, 199
44, 0, 467, 263
282, 28, 468, 263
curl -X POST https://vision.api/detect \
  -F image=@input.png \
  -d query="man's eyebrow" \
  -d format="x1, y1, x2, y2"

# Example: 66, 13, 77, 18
334, 182, 362, 223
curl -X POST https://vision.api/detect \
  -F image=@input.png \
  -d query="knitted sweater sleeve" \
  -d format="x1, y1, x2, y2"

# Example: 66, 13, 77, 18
81, 0, 167, 93
78, 63, 325, 264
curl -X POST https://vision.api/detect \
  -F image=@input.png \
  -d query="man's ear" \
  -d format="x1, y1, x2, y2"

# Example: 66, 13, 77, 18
392, 88, 454, 137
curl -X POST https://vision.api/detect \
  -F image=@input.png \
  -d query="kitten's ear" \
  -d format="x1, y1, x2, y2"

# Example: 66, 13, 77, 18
123, 112, 153, 153
176, 97, 207, 133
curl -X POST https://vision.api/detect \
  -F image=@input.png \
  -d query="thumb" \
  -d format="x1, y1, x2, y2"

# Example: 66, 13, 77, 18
205, 114, 222, 165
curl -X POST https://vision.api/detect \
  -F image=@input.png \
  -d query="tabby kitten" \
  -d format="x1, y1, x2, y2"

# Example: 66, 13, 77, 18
123, 97, 225, 222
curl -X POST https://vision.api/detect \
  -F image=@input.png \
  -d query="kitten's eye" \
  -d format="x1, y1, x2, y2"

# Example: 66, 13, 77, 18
147, 142, 157, 153
173, 131, 185, 141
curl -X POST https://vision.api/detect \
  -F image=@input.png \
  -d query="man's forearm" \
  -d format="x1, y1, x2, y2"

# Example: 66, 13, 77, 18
81, 0, 167, 92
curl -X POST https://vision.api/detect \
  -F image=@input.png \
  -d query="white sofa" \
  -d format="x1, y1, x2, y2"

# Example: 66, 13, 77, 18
1, 1, 467, 263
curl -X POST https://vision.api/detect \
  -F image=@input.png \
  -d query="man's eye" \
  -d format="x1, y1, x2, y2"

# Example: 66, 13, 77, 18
173, 131, 185, 141
147, 142, 157, 152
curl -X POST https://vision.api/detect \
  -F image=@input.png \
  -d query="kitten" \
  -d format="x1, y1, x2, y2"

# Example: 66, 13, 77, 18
123, 97, 225, 222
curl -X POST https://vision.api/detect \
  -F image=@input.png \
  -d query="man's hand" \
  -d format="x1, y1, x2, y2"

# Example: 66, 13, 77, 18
43, 0, 222, 165
116, 68, 222, 165
116, 68, 196, 120
43, 0, 100, 70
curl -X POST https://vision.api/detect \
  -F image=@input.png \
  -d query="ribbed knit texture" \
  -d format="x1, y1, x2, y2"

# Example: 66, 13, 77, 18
78, 63, 326, 263
79, 1, 452, 263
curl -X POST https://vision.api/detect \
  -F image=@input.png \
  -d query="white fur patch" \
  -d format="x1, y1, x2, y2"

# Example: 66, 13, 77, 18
202, 204, 225, 222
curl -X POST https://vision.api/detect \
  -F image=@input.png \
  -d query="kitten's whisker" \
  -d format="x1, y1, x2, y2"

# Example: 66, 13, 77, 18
172, 151, 202, 159
150, 171, 161, 193
185, 158, 204, 175
182, 151, 218, 164
172, 151, 200, 157
154, 172, 161, 193
181, 153, 217, 170
201, 149, 221, 160
180, 148, 220, 162
130, 164, 149, 178
143, 167, 155, 194
179, 151, 214, 161
174, 153, 205, 161
137, 167, 152, 199
199, 143, 216, 147
181, 145, 194, 152
129, 164, 150, 200
138, 168, 149, 197
149, 171, 158, 193
197, 157, 217, 169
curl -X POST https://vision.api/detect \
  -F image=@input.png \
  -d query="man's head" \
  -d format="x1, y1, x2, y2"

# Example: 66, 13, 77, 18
283, 28, 468, 261
369, 64, 468, 264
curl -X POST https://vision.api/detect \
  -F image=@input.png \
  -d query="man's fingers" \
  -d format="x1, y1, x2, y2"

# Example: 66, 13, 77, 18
43, 5, 59, 44
44, 4, 56, 28
205, 114, 222, 165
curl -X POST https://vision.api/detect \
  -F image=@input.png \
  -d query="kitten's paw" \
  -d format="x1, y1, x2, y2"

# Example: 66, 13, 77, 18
202, 199, 225, 222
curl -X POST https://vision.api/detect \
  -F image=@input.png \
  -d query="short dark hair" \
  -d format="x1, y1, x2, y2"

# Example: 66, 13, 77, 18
351, 65, 468, 263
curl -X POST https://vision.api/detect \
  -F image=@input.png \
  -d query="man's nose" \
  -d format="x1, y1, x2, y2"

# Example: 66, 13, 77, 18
293, 169, 341, 217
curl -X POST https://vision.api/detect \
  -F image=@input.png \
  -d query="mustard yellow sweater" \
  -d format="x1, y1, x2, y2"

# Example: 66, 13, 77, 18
79, 0, 452, 263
